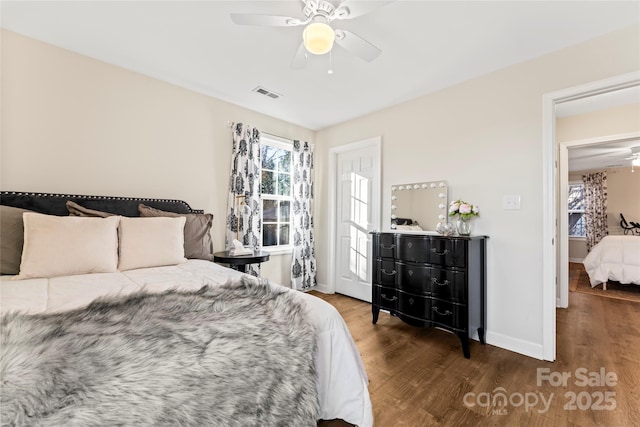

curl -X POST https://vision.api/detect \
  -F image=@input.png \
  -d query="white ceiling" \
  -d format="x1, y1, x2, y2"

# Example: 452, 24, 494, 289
2, 0, 639, 131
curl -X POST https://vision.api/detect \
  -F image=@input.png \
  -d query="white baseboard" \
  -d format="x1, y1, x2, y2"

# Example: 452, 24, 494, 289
312, 282, 332, 294
569, 258, 584, 263
485, 331, 545, 360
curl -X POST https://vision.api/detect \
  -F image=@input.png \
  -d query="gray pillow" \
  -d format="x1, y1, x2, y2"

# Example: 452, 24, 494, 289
138, 204, 213, 261
66, 200, 114, 217
1, 205, 30, 275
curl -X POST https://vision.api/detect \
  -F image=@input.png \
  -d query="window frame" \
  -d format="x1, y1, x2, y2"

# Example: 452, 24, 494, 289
567, 181, 586, 239
260, 135, 294, 254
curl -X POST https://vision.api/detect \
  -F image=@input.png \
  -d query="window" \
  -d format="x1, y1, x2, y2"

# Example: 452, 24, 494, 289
568, 182, 585, 237
261, 137, 292, 248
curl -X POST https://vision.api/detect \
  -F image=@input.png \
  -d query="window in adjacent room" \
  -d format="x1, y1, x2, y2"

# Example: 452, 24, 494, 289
568, 182, 586, 238
261, 136, 292, 248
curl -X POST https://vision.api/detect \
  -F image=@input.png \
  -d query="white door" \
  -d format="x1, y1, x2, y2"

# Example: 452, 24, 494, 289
334, 143, 380, 302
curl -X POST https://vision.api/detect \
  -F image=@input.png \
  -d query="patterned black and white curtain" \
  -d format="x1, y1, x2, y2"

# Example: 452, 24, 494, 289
582, 171, 608, 252
225, 123, 262, 276
291, 140, 317, 291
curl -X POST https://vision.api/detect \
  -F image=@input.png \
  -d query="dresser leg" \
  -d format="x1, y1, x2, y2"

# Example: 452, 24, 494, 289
457, 332, 470, 359
372, 306, 380, 324
478, 327, 486, 345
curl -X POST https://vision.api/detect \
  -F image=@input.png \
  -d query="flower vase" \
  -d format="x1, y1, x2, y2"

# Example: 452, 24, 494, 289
456, 218, 472, 236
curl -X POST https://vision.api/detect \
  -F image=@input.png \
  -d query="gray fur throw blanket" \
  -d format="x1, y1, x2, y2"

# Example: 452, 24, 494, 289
1, 278, 318, 426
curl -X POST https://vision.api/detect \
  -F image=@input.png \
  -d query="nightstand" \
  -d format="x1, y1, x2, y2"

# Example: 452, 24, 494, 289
213, 250, 271, 273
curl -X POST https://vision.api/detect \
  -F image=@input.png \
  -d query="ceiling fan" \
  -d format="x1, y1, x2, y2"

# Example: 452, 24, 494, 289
230, 0, 394, 68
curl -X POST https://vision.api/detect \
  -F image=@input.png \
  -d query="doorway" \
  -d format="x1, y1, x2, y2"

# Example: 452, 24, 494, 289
328, 137, 381, 301
558, 132, 640, 308
542, 71, 640, 361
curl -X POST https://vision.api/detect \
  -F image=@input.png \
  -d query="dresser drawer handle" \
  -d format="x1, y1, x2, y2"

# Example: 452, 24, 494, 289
381, 294, 397, 302
430, 248, 449, 256
431, 278, 450, 287
432, 306, 453, 316
381, 269, 397, 276
381, 244, 396, 250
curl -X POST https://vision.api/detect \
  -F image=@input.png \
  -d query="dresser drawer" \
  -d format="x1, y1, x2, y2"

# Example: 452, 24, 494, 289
429, 267, 466, 303
375, 259, 397, 286
396, 236, 430, 263
397, 261, 430, 295
430, 299, 464, 330
373, 285, 398, 311
377, 233, 396, 258
428, 238, 467, 268
398, 292, 430, 319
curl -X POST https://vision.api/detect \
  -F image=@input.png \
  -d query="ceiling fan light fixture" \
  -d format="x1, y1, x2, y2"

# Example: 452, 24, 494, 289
303, 21, 335, 55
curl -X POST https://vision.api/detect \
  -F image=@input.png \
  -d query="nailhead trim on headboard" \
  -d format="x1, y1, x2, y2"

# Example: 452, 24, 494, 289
0, 191, 205, 216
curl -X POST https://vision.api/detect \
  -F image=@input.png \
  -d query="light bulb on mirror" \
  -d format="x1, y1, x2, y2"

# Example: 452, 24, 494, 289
391, 205, 397, 210
430, 183, 436, 188
439, 214, 445, 220
398, 186, 405, 190
439, 203, 445, 209
391, 186, 397, 191
421, 183, 428, 189
413, 184, 420, 190
391, 196, 397, 201
439, 193, 445, 198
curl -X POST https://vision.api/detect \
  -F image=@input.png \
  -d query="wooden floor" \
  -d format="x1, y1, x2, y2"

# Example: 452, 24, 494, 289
310, 290, 640, 426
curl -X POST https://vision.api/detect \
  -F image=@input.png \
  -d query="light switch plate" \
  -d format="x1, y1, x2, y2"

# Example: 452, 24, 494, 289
503, 195, 521, 210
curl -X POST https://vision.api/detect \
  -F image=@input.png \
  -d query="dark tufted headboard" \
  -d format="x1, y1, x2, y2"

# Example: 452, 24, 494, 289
0, 191, 203, 216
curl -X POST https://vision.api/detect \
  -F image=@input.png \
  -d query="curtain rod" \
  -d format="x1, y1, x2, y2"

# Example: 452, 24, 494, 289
226, 121, 293, 143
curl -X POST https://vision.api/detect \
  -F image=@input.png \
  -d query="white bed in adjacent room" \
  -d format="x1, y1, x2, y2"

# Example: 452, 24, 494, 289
582, 235, 640, 288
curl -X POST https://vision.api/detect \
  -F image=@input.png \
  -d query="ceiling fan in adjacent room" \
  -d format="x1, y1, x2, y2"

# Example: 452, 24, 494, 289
230, 0, 393, 68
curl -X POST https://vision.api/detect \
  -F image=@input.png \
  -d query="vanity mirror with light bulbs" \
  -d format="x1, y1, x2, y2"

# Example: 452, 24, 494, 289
389, 181, 448, 232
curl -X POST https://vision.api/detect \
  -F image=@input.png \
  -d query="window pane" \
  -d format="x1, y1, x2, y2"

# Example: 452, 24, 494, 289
279, 200, 290, 222
263, 199, 278, 222
261, 170, 275, 195
568, 184, 584, 211
278, 150, 291, 173
278, 173, 291, 196
263, 224, 277, 246
279, 224, 290, 245
569, 213, 585, 237
262, 145, 277, 170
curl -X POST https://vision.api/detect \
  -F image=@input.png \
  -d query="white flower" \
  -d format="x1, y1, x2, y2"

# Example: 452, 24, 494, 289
449, 202, 460, 213
472, 205, 479, 214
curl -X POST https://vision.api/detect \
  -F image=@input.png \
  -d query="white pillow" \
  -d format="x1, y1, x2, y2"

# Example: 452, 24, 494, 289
15, 213, 120, 280
118, 216, 187, 271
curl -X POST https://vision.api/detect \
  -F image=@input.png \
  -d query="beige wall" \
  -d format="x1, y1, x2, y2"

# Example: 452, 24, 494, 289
556, 103, 640, 142
315, 25, 640, 357
567, 167, 640, 260
0, 30, 312, 286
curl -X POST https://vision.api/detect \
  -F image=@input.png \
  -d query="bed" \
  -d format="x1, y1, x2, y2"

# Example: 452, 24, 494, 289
0, 191, 373, 426
582, 235, 640, 289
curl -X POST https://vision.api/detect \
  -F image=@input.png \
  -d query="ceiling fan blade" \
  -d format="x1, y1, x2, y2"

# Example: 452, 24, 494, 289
230, 13, 305, 27
333, 0, 395, 20
290, 42, 308, 69
334, 29, 381, 62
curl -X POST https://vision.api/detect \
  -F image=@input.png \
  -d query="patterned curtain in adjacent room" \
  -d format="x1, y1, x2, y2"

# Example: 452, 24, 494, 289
582, 171, 608, 252
291, 140, 317, 291
225, 123, 262, 276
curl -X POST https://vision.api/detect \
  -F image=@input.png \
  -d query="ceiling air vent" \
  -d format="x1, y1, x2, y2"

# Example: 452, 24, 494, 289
253, 86, 281, 99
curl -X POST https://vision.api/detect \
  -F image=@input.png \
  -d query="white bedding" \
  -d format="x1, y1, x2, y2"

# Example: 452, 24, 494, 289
582, 235, 640, 287
0, 260, 373, 426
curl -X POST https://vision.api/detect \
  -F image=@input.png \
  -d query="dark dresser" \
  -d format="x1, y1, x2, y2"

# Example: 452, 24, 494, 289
371, 232, 487, 358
